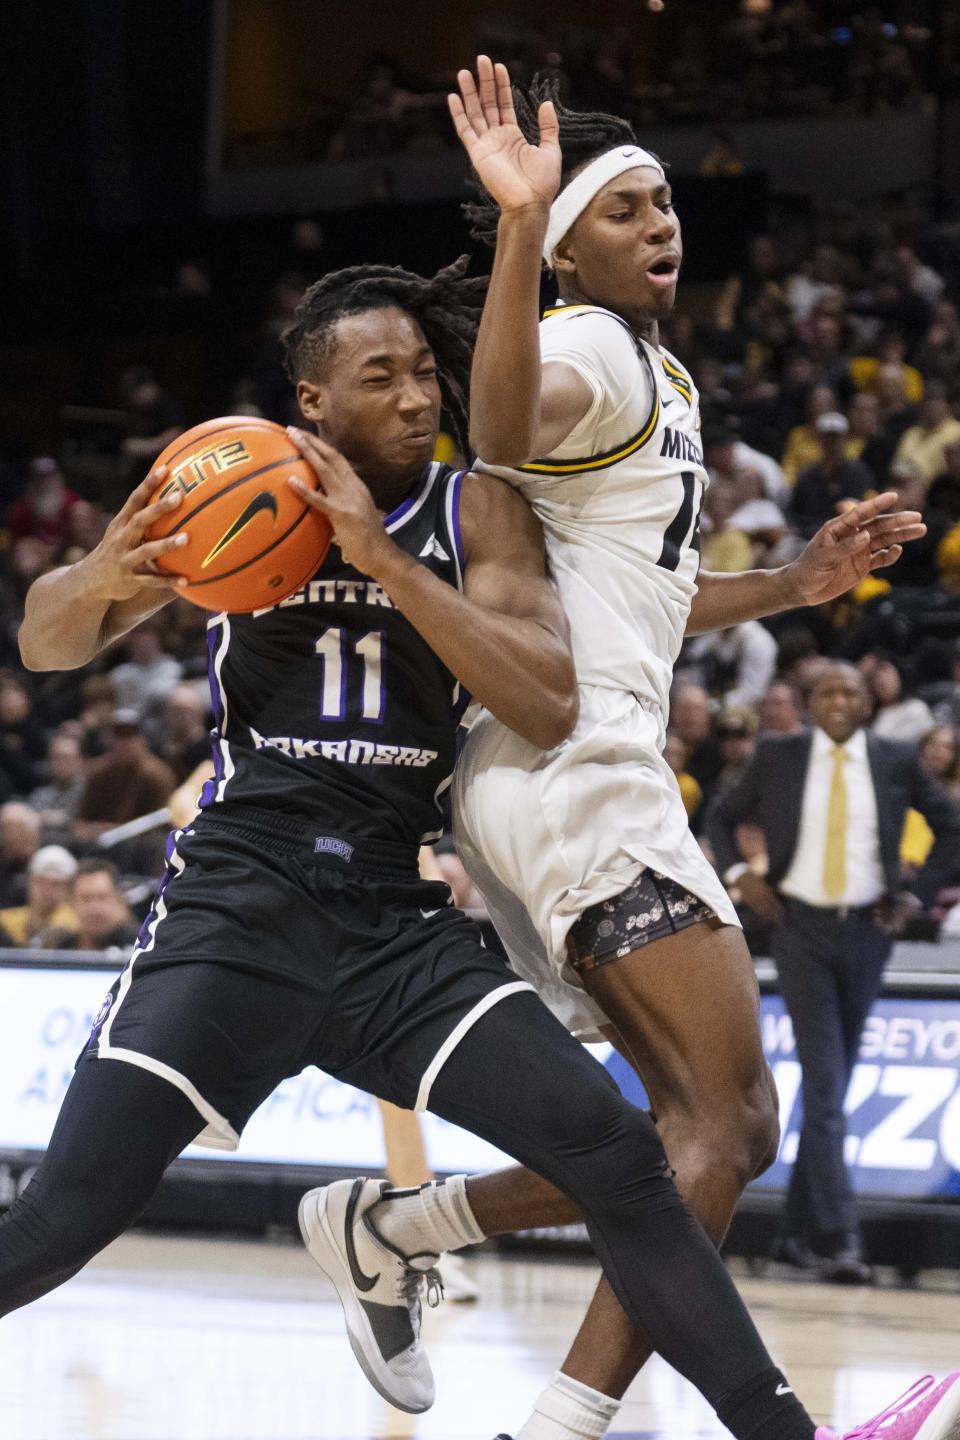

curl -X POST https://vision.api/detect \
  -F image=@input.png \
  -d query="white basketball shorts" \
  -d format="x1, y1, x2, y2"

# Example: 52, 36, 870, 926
453, 686, 741, 1041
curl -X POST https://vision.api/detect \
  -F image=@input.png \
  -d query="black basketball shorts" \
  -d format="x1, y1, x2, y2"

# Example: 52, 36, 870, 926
80, 806, 531, 1148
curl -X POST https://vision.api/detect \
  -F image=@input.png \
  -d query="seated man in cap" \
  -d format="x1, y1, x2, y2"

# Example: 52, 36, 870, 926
0, 844, 78, 948
788, 413, 876, 540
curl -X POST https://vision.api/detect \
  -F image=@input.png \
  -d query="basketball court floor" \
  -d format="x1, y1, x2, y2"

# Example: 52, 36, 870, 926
1, 1233, 957, 1440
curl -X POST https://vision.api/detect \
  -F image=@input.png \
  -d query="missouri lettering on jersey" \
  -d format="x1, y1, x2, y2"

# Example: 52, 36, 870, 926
200, 462, 467, 844
477, 302, 706, 715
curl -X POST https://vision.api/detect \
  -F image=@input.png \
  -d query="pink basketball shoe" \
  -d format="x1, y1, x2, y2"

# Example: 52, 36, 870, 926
816, 1374, 960, 1440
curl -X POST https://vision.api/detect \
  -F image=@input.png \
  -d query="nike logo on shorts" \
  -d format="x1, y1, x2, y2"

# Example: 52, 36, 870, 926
776, 1383, 794, 1396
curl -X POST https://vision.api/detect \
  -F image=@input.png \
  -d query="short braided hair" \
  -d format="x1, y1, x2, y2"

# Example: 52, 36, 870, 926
281, 256, 487, 455
465, 77, 658, 259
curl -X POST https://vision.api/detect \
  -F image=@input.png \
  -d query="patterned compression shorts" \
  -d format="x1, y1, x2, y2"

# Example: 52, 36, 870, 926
566, 870, 717, 972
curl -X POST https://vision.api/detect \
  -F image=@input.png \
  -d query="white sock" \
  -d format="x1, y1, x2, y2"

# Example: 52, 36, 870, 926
516, 1372, 621, 1440
370, 1176, 486, 1258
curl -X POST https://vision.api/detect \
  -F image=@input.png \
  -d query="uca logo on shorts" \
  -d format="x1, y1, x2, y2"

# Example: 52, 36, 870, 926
314, 835, 355, 862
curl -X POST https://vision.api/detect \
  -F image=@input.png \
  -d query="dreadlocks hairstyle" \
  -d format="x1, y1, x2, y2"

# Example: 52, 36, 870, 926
281, 255, 487, 456
465, 77, 659, 259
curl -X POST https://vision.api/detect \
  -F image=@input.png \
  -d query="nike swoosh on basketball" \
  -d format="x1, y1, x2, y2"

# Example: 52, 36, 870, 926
776, 1383, 794, 1396
202, 490, 279, 569
344, 1178, 381, 1293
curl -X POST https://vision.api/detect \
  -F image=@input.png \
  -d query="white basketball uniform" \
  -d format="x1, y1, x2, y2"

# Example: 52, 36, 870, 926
454, 302, 741, 1040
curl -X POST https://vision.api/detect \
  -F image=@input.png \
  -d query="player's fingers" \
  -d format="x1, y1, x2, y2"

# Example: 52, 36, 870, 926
448, 92, 475, 144
129, 534, 189, 565
286, 425, 340, 468
476, 54, 500, 126
457, 66, 487, 132
128, 571, 187, 591
131, 487, 184, 533
494, 63, 517, 125
863, 513, 925, 541
287, 475, 331, 511
538, 99, 560, 148
869, 545, 902, 570
828, 528, 871, 556
118, 468, 169, 523
833, 491, 899, 532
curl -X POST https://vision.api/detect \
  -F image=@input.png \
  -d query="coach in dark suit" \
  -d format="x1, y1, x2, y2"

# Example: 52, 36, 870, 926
707, 661, 960, 1283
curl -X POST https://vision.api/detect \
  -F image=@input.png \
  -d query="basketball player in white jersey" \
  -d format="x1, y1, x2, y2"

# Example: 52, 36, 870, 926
304, 56, 959, 1440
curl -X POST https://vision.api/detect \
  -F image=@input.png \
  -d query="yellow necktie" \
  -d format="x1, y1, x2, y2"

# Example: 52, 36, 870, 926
823, 744, 848, 901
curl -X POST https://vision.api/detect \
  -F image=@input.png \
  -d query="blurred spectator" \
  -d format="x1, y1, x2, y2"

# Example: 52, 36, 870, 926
864, 654, 935, 743
700, 482, 753, 573
664, 732, 703, 821
74, 711, 176, 872
704, 421, 787, 505
713, 706, 759, 797
892, 245, 945, 307
28, 731, 85, 835
781, 385, 838, 487
758, 680, 805, 735
6, 458, 82, 551
918, 724, 960, 806
108, 621, 182, 717
669, 683, 723, 806
44, 859, 138, 953
0, 845, 77, 948
845, 391, 889, 479
151, 684, 211, 783
682, 621, 778, 710
78, 675, 119, 760
0, 801, 42, 906
893, 381, 960, 488
119, 365, 182, 480
0, 671, 47, 797
788, 413, 872, 540
914, 301, 960, 386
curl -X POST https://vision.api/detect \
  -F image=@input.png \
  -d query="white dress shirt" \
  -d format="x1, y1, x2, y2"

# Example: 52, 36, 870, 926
780, 727, 886, 908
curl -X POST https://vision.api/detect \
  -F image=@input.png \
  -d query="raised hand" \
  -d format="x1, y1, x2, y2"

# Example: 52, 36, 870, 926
787, 491, 927, 607
448, 55, 561, 213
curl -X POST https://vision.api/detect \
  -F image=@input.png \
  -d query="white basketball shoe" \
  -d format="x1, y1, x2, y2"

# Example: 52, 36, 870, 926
298, 1178, 442, 1414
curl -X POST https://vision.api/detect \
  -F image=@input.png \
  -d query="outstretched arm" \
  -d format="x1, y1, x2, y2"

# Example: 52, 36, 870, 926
287, 430, 577, 750
449, 56, 593, 464
19, 471, 188, 671
686, 492, 925, 635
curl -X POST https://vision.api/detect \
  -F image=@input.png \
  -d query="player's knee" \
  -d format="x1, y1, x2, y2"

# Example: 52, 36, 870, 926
728, 1072, 780, 1186
566, 1094, 678, 1218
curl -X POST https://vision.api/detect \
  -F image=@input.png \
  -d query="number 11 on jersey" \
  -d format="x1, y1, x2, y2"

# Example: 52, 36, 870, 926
315, 628, 386, 722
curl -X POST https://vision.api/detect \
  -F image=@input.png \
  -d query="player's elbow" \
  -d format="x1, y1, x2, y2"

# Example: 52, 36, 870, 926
468, 425, 534, 469
17, 624, 46, 672
528, 667, 579, 749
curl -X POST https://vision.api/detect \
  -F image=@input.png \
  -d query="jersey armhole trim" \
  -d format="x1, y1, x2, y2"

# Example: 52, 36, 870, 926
443, 469, 466, 588
518, 345, 660, 475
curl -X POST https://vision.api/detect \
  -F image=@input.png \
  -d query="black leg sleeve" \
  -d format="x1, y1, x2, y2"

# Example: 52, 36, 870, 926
0, 1057, 203, 1319
428, 993, 803, 1416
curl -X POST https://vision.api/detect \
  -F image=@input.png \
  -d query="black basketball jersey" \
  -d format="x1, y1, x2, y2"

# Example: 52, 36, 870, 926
198, 462, 469, 844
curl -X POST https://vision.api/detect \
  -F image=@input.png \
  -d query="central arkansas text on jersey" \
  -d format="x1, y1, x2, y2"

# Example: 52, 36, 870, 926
199, 461, 468, 844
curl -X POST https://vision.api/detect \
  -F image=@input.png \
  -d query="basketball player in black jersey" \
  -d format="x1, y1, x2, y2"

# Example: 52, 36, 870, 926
6, 259, 827, 1425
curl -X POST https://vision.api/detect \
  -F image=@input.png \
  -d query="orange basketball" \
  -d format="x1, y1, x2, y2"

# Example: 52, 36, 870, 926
146, 416, 331, 613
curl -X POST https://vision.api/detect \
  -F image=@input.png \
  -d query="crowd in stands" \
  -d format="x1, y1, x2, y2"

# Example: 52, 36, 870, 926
239, 4, 950, 169
2, 153, 960, 953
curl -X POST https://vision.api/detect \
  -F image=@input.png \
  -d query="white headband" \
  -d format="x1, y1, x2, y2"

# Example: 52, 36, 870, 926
542, 146, 666, 266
